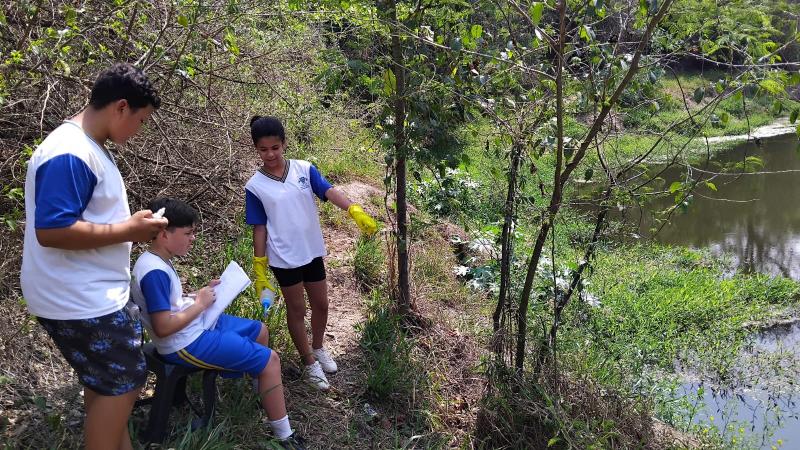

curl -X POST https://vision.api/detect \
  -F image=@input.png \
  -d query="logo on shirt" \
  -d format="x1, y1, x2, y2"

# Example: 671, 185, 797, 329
297, 176, 310, 190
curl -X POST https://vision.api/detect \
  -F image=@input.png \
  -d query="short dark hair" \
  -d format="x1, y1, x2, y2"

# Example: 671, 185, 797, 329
147, 198, 198, 229
89, 63, 161, 110
250, 115, 285, 144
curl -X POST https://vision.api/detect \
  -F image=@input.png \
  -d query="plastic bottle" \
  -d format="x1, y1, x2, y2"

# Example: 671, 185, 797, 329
260, 288, 276, 317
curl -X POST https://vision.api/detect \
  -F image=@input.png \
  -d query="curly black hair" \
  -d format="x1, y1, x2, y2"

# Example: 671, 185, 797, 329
89, 63, 161, 110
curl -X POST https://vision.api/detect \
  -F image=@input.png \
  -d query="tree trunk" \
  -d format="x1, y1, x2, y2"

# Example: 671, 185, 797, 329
389, 0, 410, 315
493, 141, 523, 361
513, 0, 675, 372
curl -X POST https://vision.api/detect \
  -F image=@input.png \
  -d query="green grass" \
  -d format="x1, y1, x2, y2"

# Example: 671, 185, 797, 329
353, 234, 385, 290
356, 289, 420, 402
553, 244, 800, 403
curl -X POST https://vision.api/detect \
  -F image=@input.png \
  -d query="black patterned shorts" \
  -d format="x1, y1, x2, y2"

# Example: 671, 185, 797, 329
37, 307, 146, 396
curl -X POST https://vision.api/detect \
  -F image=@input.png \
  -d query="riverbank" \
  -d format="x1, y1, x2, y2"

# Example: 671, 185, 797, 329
706, 117, 795, 144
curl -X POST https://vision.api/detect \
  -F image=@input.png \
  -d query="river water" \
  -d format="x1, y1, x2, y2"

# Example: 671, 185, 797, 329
641, 134, 800, 279
634, 134, 800, 448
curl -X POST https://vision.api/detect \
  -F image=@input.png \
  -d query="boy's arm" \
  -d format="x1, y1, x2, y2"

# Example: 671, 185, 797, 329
36, 210, 168, 250
31, 152, 167, 250
150, 282, 218, 338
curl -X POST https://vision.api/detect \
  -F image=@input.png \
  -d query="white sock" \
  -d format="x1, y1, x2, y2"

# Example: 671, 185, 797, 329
269, 415, 293, 440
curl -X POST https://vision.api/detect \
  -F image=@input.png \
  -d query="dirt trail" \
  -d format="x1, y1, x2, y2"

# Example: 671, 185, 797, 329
0, 180, 488, 449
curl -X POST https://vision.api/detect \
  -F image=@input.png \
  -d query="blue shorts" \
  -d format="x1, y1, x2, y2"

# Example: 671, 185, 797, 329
37, 307, 146, 396
160, 314, 270, 378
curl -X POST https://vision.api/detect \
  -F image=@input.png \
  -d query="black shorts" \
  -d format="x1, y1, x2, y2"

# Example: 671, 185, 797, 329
37, 307, 146, 396
270, 256, 326, 287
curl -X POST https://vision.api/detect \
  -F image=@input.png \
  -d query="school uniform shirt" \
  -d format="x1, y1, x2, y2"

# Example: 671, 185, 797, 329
244, 159, 333, 269
21, 121, 132, 320
131, 251, 205, 355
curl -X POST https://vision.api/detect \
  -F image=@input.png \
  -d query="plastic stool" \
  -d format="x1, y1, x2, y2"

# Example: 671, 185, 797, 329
135, 342, 218, 444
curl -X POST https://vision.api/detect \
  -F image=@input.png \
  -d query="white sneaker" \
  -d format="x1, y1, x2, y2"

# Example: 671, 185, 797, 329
304, 361, 330, 390
312, 347, 338, 373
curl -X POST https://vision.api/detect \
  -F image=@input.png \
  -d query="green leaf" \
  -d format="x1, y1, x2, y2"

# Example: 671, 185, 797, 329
759, 79, 784, 95
470, 24, 483, 39
791, 72, 800, 86
772, 100, 782, 115
692, 87, 704, 103
547, 437, 561, 447
791, 108, 799, 124
64, 7, 77, 27
705, 181, 717, 192
580, 25, 594, 43
584, 168, 593, 181
451, 38, 462, 51
0, 10, 7, 26
383, 69, 397, 96
529, 2, 544, 26
669, 181, 682, 194
177, 14, 189, 27
720, 112, 730, 126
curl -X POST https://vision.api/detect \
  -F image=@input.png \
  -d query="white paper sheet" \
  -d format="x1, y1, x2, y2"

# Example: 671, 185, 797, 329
202, 260, 251, 329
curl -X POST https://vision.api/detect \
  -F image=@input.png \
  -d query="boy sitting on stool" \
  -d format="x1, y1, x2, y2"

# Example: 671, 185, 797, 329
131, 197, 305, 449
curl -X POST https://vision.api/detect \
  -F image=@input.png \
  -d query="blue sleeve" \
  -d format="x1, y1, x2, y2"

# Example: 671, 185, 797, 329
140, 270, 172, 314
309, 165, 333, 201
245, 189, 268, 225
34, 154, 97, 229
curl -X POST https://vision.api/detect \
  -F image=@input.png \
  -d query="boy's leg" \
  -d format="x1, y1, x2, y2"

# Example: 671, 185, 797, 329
257, 351, 287, 419
83, 386, 140, 450
215, 314, 269, 347
257, 323, 269, 347
37, 309, 146, 450
257, 352, 297, 441
281, 282, 314, 365
304, 280, 328, 350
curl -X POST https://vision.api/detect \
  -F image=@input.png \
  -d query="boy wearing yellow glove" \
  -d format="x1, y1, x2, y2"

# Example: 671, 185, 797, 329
245, 116, 377, 390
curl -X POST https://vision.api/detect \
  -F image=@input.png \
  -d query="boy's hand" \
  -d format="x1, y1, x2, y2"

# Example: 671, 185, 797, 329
253, 256, 276, 298
348, 204, 377, 236
127, 209, 169, 242
195, 285, 217, 309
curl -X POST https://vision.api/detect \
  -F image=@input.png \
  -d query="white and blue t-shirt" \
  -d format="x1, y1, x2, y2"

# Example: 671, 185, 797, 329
131, 251, 204, 354
244, 159, 333, 269
21, 121, 132, 320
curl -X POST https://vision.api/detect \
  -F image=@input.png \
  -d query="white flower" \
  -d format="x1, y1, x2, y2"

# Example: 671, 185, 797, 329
453, 265, 469, 276
585, 293, 601, 307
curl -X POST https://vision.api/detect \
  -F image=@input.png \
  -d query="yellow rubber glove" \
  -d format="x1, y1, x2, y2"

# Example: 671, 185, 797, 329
348, 204, 377, 236
252, 255, 275, 298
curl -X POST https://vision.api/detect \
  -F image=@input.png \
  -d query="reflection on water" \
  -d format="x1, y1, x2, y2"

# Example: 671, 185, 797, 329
631, 134, 800, 448
679, 321, 800, 449
639, 134, 800, 278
